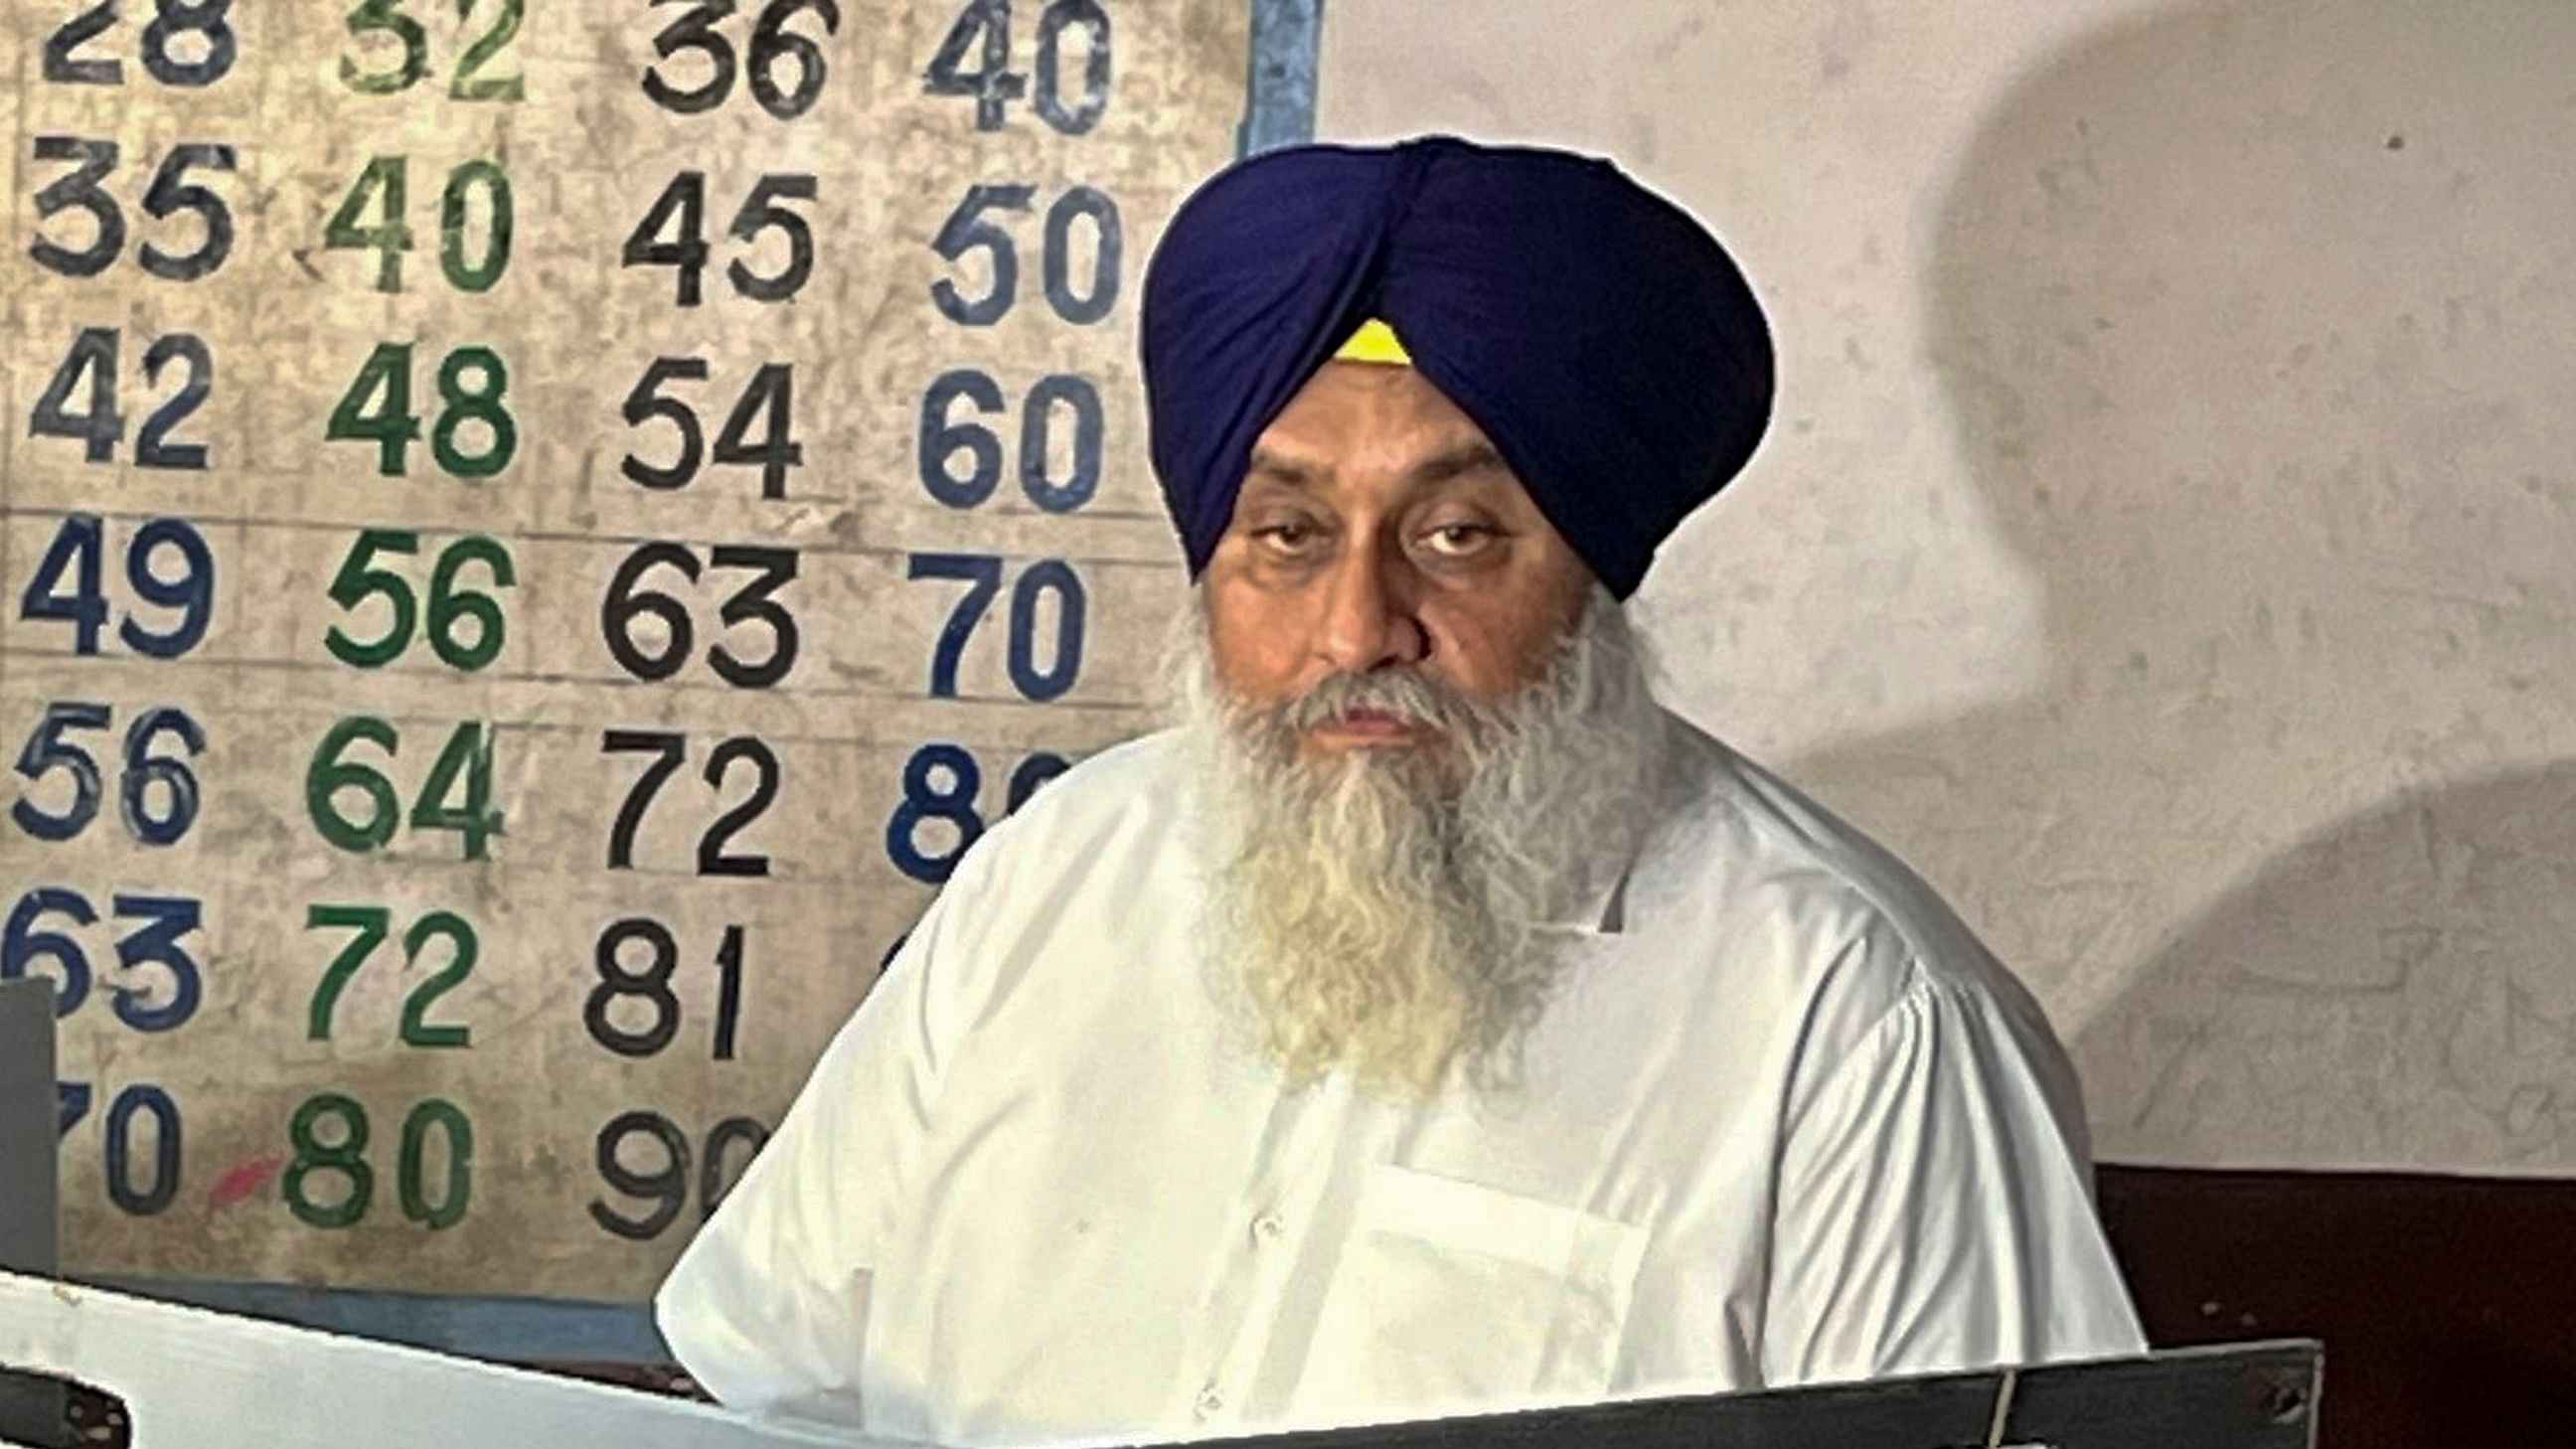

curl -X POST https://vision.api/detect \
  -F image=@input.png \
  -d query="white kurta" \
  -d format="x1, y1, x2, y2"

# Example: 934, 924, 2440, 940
655, 716, 2146, 1446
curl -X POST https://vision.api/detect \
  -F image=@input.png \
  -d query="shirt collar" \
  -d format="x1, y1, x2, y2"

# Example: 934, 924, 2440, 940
1539, 857, 1636, 936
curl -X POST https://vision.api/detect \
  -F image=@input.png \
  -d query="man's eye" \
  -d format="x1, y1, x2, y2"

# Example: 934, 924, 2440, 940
1422, 523, 1496, 557
1255, 522, 1317, 551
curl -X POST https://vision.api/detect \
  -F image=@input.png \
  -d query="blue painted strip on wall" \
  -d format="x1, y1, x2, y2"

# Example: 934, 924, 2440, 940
86, 1274, 669, 1365
68, 2, 1328, 1373
1240, 0, 1324, 156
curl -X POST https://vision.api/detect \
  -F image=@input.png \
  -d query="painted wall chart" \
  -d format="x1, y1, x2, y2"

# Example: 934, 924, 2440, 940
0, 0, 1263, 1303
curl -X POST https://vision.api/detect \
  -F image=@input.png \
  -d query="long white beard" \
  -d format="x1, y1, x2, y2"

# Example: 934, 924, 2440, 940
1168, 588, 1678, 1099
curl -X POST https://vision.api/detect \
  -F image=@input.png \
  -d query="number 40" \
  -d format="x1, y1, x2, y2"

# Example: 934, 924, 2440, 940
922, 0, 1110, 134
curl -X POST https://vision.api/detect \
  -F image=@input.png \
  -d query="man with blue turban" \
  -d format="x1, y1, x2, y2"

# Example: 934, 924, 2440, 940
658, 136, 2145, 1445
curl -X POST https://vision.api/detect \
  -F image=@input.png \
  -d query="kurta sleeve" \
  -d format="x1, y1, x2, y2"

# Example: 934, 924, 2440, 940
652, 838, 990, 1426
1759, 961, 2148, 1386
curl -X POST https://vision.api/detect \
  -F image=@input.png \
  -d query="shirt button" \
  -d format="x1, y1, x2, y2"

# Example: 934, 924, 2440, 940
1195, 1385, 1225, 1419
1251, 1211, 1283, 1241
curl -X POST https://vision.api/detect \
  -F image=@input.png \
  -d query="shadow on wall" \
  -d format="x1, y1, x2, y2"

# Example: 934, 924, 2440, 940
1781, 0, 2576, 1175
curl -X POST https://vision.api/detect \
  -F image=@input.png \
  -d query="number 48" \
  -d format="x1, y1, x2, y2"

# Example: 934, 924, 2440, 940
328, 342, 516, 478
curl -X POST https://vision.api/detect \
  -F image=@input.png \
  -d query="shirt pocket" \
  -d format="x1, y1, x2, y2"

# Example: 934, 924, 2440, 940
1288, 1164, 1650, 1425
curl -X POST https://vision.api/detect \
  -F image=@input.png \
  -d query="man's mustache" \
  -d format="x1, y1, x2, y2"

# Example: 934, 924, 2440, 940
1263, 670, 1494, 736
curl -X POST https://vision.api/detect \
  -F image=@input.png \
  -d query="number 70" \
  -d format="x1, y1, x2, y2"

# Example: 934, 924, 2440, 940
905, 552, 1086, 702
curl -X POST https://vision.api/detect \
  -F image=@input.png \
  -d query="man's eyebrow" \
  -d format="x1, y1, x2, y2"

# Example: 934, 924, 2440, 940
1244, 449, 1323, 489
1406, 440, 1508, 488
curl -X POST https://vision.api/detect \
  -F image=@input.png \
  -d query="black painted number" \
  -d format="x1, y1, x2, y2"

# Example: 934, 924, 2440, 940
622, 172, 815, 306
29, 329, 214, 469
621, 358, 799, 497
583, 918, 746, 1059
600, 543, 800, 688
43, 0, 122, 82
30, 139, 237, 280
642, 0, 840, 119
600, 730, 778, 877
141, 0, 236, 84
46, 0, 236, 86
590, 1111, 768, 1239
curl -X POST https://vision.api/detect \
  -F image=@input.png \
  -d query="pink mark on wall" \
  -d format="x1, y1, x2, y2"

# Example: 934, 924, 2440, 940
208, 1151, 287, 1209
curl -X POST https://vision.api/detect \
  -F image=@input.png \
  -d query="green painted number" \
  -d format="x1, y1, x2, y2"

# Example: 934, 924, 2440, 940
431, 347, 515, 477
341, 0, 428, 92
306, 716, 402, 853
305, 902, 392, 1040
326, 343, 418, 474
324, 530, 515, 671
412, 721, 503, 860
327, 344, 515, 478
450, 0, 525, 101
284, 1093, 372, 1228
397, 912, 477, 1047
427, 535, 514, 669
305, 717, 503, 859
324, 527, 420, 667
305, 905, 477, 1047
324, 157, 411, 292
323, 158, 510, 293
438, 159, 511, 290
399, 1097, 473, 1228
284, 1095, 473, 1229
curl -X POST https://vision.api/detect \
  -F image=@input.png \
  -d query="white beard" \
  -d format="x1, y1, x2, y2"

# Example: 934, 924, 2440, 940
1167, 587, 1678, 1100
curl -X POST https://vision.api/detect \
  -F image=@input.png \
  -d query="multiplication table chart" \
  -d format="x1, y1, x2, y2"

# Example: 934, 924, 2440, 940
0, 0, 1273, 1305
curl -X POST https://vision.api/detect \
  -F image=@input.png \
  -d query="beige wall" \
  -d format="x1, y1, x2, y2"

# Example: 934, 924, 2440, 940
1318, 0, 2576, 1175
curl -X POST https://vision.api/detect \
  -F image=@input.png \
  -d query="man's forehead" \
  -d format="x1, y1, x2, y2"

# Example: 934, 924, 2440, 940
1242, 435, 1513, 497
1252, 362, 1505, 470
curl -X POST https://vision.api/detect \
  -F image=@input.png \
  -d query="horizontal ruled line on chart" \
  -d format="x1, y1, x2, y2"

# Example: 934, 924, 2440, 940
0, 693, 1141, 750
0, 502, 1185, 570
0, 643, 1152, 715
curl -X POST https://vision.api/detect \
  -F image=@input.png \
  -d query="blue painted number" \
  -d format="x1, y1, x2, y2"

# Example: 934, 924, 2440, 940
18, 514, 215, 658
905, 552, 1085, 701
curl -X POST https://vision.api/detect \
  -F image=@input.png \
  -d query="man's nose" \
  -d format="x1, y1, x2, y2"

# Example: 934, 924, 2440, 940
1318, 541, 1428, 674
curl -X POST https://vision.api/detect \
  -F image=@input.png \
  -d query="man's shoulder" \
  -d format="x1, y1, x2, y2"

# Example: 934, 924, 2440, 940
1653, 718, 2044, 1047
955, 726, 1195, 881
892, 728, 1197, 1030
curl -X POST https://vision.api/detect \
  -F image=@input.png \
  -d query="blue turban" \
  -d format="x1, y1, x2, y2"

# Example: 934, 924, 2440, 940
1139, 134, 1775, 599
